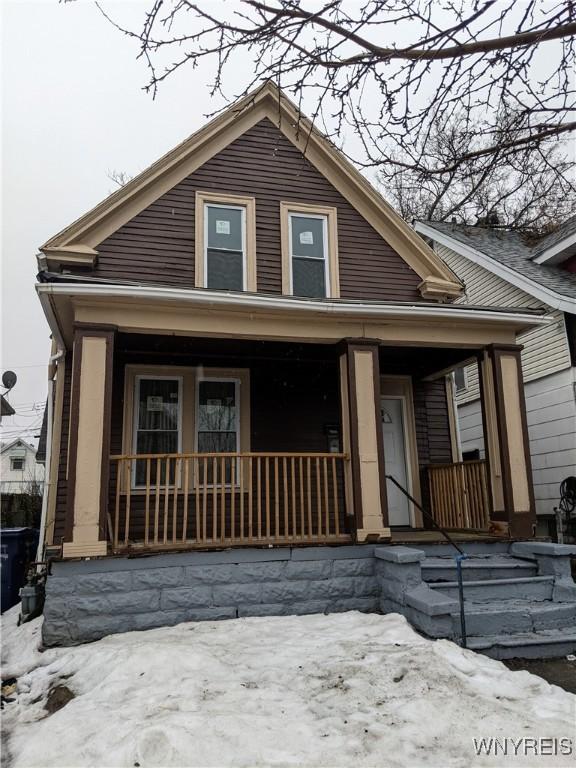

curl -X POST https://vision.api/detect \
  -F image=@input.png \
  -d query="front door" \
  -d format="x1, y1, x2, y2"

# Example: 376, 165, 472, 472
381, 397, 411, 526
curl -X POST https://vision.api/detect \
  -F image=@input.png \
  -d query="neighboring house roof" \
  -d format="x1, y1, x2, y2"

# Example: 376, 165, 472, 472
38, 81, 462, 302
0, 438, 37, 455
532, 214, 576, 265
415, 220, 576, 313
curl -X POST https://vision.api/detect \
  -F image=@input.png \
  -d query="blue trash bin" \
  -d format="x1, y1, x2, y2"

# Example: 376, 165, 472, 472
1, 528, 39, 613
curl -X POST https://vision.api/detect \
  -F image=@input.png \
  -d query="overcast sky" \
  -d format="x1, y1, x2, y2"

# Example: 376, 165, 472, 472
1, 0, 258, 444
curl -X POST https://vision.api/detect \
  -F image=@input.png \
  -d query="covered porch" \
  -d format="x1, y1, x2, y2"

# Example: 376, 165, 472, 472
41, 285, 543, 558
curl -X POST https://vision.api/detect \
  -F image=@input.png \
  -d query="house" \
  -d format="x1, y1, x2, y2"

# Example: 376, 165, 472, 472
415, 218, 576, 537
1, 439, 44, 527
35, 83, 576, 655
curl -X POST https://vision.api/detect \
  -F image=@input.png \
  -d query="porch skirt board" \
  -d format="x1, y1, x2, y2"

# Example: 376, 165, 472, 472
42, 546, 381, 646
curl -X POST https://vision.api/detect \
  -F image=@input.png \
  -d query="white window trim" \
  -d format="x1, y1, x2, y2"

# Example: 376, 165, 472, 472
204, 202, 247, 292
132, 374, 183, 488
287, 211, 331, 298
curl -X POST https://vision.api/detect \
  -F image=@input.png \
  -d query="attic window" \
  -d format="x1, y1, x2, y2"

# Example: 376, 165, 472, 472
280, 202, 340, 299
195, 192, 257, 292
11, 457, 25, 471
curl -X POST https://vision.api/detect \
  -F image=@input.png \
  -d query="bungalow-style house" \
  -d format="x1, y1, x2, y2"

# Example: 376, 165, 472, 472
415, 218, 576, 538
35, 84, 576, 656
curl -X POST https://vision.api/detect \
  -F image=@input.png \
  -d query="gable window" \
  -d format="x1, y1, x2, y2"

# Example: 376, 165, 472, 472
280, 202, 339, 299
205, 204, 245, 291
195, 192, 257, 292
289, 213, 329, 298
133, 376, 182, 486
10, 457, 25, 471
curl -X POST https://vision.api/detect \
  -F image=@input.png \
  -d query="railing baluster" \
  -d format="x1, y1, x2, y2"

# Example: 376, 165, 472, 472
316, 457, 322, 538
307, 457, 312, 540
114, 458, 121, 550
194, 457, 200, 543
231, 456, 236, 541
265, 457, 270, 539
291, 457, 296, 540
274, 457, 279, 539
332, 456, 339, 536
154, 457, 161, 544
220, 455, 226, 542
240, 455, 245, 540
212, 457, 217, 541
172, 457, 179, 543
202, 456, 208, 542
144, 458, 151, 547
182, 457, 189, 542
163, 457, 170, 544
283, 456, 288, 539
323, 457, 329, 537
299, 457, 304, 539
256, 456, 261, 539
124, 459, 131, 546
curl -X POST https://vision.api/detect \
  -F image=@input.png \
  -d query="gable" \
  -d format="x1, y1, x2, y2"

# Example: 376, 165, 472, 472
73, 119, 423, 302
40, 83, 462, 301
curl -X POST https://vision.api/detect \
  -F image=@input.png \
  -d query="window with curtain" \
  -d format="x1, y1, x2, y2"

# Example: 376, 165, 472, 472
133, 377, 181, 485
205, 204, 245, 291
289, 213, 329, 298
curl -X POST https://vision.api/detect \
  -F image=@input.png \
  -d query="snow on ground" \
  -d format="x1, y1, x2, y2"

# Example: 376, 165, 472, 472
2, 608, 575, 768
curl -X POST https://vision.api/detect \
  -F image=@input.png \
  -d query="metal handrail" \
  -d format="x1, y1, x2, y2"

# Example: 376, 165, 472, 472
386, 473, 468, 648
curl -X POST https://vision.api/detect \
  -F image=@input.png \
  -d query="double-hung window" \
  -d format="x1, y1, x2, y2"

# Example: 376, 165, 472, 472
204, 203, 246, 291
196, 378, 240, 484
280, 203, 339, 299
288, 212, 329, 298
133, 376, 182, 486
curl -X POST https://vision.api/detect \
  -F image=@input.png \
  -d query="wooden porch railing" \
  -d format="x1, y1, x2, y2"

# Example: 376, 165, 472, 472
428, 460, 491, 531
109, 452, 351, 552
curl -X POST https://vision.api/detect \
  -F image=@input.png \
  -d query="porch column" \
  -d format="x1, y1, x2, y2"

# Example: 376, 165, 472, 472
63, 325, 116, 558
339, 339, 390, 541
479, 344, 535, 538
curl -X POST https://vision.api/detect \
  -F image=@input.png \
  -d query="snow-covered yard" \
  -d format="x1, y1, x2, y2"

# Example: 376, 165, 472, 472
2, 607, 574, 767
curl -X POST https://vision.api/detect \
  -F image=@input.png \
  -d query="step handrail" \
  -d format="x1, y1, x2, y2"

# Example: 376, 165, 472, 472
385, 473, 468, 647
385, 474, 465, 556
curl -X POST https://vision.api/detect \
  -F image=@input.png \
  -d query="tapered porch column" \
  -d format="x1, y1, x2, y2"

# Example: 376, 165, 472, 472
479, 344, 535, 538
339, 339, 390, 541
63, 325, 116, 558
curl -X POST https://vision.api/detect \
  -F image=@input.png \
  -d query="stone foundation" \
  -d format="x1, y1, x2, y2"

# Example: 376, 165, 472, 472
43, 545, 380, 645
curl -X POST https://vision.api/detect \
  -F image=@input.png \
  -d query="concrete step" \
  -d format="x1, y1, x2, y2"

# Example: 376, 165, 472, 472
429, 575, 554, 603
466, 628, 576, 660
398, 541, 511, 557
423, 555, 537, 583
454, 599, 576, 636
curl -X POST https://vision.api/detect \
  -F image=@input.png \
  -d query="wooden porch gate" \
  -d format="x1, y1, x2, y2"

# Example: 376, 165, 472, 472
428, 460, 491, 531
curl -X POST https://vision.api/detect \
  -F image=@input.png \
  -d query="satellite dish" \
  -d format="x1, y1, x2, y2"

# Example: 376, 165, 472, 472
2, 370, 17, 390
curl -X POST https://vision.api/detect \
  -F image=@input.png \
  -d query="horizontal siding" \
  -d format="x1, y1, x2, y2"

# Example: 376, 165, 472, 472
437, 245, 572, 403
455, 368, 576, 516
79, 119, 423, 302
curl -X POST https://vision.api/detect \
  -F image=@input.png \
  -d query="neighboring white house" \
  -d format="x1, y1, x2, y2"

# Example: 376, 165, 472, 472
415, 217, 576, 534
0, 439, 45, 495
